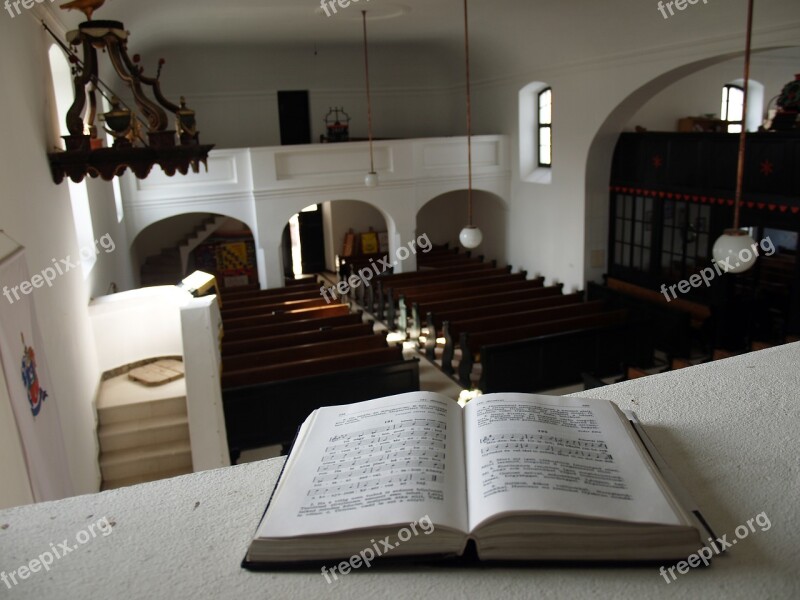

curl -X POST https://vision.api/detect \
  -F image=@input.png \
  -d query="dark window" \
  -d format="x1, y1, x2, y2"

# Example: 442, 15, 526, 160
538, 88, 552, 167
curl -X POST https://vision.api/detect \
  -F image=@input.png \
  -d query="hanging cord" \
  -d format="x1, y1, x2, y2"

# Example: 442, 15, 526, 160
362, 11, 375, 174
464, 0, 473, 227
733, 0, 754, 231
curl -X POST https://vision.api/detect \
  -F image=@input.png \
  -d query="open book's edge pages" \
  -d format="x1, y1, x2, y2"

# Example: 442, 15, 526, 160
463, 394, 691, 534
254, 391, 468, 540
254, 409, 318, 528
608, 404, 697, 529
624, 410, 717, 542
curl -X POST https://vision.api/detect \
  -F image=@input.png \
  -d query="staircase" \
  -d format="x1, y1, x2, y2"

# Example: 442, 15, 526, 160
179, 215, 229, 276
97, 365, 193, 491
139, 214, 229, 287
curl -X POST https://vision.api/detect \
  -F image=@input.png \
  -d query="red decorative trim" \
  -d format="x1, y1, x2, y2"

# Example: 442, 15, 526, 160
609, 185, 797, 213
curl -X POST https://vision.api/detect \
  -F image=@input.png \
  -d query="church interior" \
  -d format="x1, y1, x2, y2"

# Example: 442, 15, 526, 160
0, 3, 798, 587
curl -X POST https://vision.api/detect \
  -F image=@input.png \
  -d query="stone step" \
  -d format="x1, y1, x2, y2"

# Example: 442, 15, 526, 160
99, 439, 192, 482
98, 414, 190, 453
101, 466, 194, 491
97, 394, 187, 427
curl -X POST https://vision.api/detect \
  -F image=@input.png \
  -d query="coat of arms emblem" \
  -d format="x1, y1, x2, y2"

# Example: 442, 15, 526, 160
20, 334, 48, 417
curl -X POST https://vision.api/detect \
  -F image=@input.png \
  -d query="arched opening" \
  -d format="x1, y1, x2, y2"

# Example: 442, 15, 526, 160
417, 190, 508, 264
584, 47, 800, 284
132, 213, 256, 288
317, 200, 390, 278
280, 204, 326, 280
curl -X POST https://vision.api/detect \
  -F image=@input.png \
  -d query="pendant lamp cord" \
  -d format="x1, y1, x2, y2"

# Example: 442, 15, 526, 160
464, 0, 473, 227
362, 11, 375, 174
733, 0, 754, 231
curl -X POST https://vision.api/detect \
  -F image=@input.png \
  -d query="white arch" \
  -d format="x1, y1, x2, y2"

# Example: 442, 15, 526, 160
583, 48, 797, 284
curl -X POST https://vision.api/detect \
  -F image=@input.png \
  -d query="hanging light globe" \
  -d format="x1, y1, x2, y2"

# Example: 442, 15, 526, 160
459, 226, 483, 249
712, 229, 758, 274
364, 171, 379, 187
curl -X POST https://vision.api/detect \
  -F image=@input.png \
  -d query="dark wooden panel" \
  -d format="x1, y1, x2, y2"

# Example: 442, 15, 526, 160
222, 322, 374, 357
221, 313, 363, 342
478, 319, 655, 393
223, 359, 420, 450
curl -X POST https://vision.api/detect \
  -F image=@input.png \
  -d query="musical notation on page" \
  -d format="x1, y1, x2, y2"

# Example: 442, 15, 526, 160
479, 432, 613, 461
306, 420, 448, 498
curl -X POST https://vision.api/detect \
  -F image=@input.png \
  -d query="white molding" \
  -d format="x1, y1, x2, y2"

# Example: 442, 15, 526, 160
475, 21, 800, 90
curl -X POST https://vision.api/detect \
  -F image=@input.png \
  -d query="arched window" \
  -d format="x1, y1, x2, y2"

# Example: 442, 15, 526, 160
49, 44, 97, 277
720, 84, 744, 133
518, 82, 552, 184
538, 88, 552, 167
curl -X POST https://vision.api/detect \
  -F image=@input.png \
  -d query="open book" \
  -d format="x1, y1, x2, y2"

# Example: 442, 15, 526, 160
243, 392, 709, 567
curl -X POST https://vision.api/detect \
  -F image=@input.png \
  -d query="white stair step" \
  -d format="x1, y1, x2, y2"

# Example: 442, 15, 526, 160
98, 414, 190, 453
97, 395, 187, 426
100, 440, 192, 482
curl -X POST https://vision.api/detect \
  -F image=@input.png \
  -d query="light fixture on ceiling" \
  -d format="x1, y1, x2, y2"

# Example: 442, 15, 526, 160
711, 0, 757, 274
362, 10, 378, 187
44, 3, 213, 184
458, 0, 482, 249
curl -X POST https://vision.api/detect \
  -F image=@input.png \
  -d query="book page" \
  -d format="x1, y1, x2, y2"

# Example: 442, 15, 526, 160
256, 392, 467, 538
463, 394, 685, 532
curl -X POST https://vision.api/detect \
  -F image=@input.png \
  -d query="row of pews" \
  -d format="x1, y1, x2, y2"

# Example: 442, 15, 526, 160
346, 245, 655, 393
218, 280, 419, 460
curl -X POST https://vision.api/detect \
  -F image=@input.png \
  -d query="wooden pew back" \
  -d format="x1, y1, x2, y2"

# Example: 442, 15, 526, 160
222, 335, 386, 373
222, 313, 364, 342
222, 322, 374, 357
223, 304, 351, 330
221, 345, 404, 389
221, 297, 329, 319
425, 289, 579, 332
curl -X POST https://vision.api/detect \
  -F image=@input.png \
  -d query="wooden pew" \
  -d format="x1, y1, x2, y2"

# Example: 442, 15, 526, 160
220, 282, 260, 295
391, 276, 542, 330
440, 301, 607, 374
417, 249, 473, 263
221, 297, 330, 320
387, 272, 528, 325
476, 314, 655, 393
222, 335, 387, 378
423, 289, 577, 336
361, 262, 498, 311
418, 250, 480, 262
223, 304, 351, 330
222, 288, 323, 309
222, 322, 374, 357
420, 245, 458, 259
222, 349, 420, 453
587, 279, 704, 359
222, 282, 319, 300
417, 285, 566, 325
388, 269, 521, 298
222, 313, 364, 343
457, 310, 629, 386
373, 261, 497, 284
419, 287, 573, 346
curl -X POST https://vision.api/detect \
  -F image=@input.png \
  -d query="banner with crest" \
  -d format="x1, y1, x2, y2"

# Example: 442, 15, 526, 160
0, 246, 73, 501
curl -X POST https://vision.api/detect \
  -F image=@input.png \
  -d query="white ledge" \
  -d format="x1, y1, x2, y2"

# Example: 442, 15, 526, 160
1, 343, 798, 598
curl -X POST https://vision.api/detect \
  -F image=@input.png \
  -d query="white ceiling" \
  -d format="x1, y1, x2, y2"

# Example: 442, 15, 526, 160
52, 0, 469, 48
49, 0, 800, 79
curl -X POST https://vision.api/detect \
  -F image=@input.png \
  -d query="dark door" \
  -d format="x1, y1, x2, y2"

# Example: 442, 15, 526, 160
278, 91, 312, 146
298, 207, 326, 274
281, 223, 293, 278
